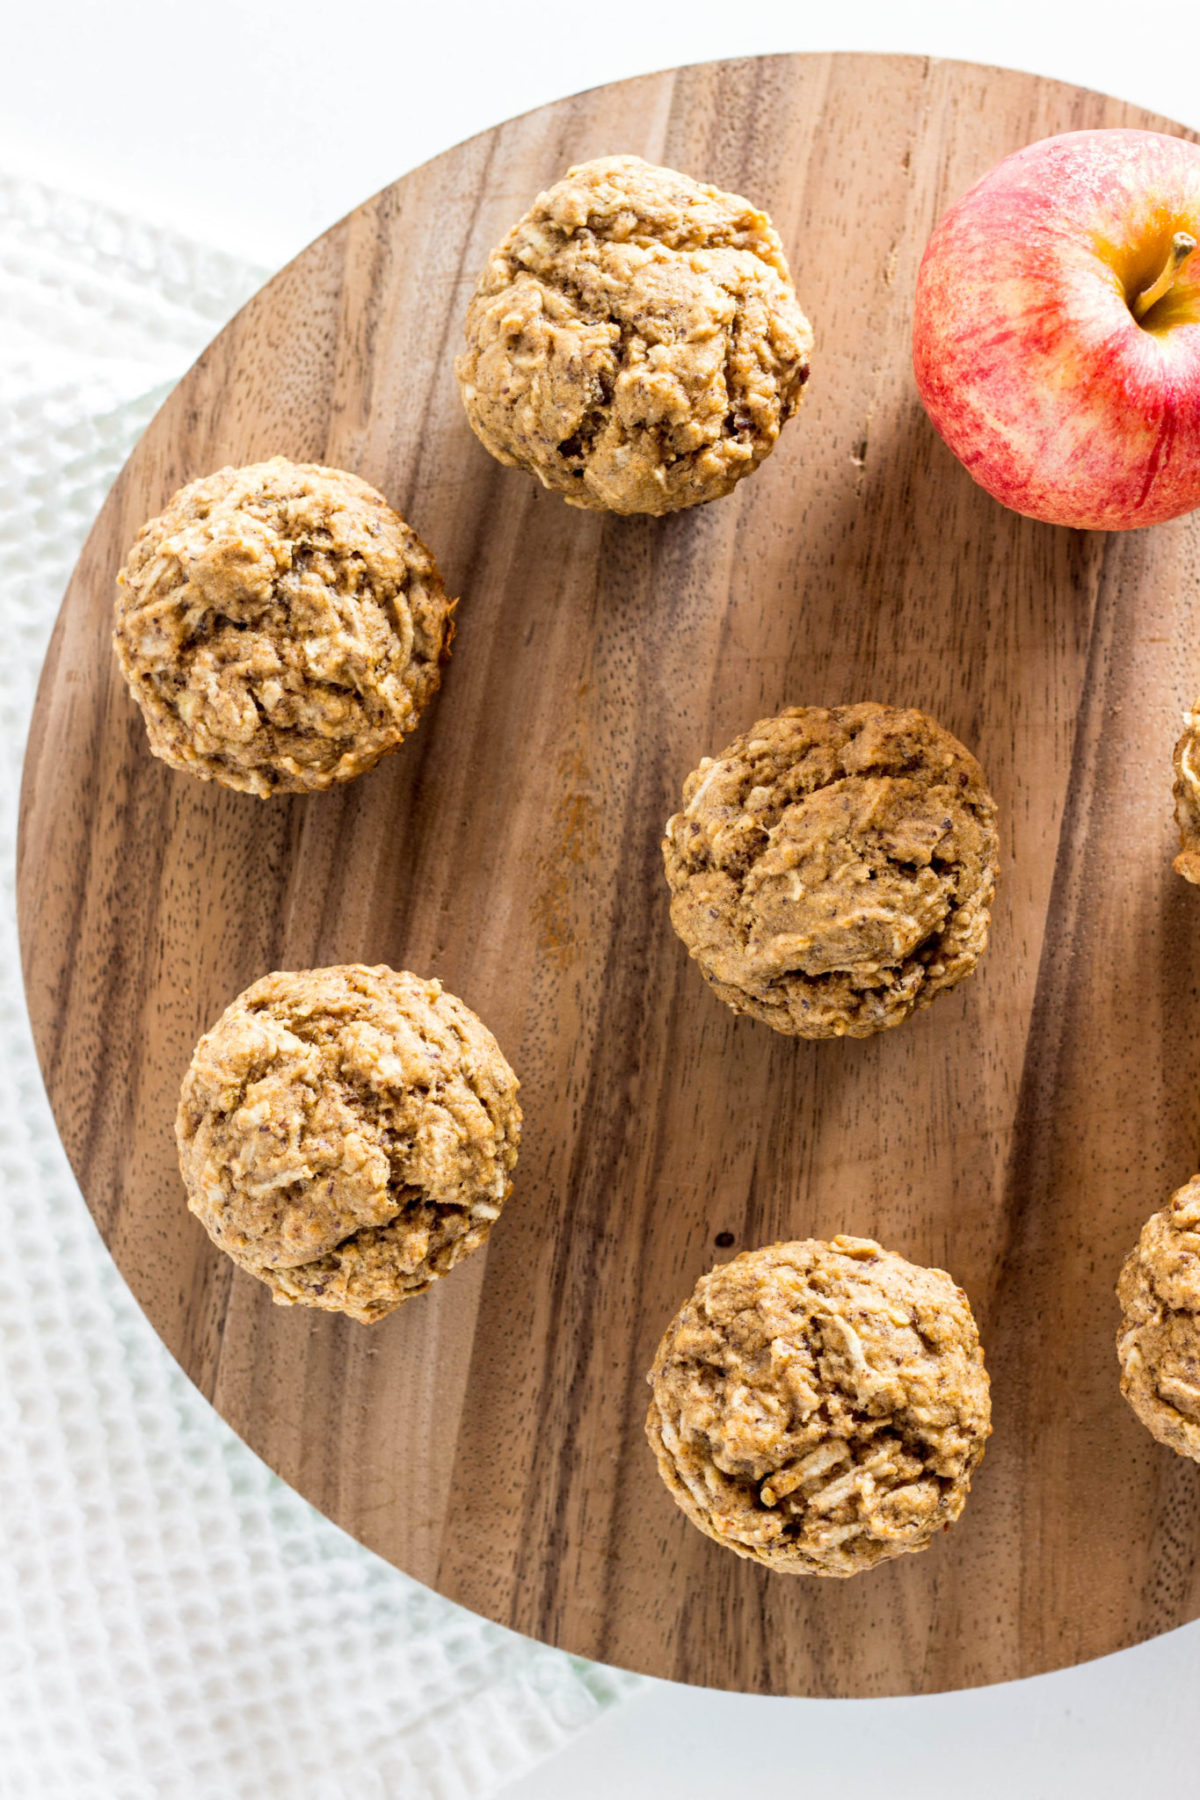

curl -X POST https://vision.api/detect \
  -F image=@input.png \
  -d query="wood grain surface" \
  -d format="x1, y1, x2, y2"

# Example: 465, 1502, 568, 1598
17, 53, 1200, 1696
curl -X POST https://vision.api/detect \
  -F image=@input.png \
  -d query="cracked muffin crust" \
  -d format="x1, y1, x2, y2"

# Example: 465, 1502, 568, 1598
176, 965, 521, 1322
1117, 1174, 1200, 1460
645, 1237, 991, 1576
115, 458, 454, 796
1173, 704, 1200, 882
663, 703, 999, 1038
455, 155, 813, 515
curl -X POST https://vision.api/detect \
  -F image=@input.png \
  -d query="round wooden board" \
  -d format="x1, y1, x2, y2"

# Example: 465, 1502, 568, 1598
17, 52, 1200, 1697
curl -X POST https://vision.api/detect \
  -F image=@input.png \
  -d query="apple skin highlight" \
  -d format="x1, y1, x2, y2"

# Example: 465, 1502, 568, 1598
913, 129, 1200, 531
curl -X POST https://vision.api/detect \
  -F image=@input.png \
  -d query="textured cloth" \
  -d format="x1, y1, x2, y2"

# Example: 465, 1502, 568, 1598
0, 172, 635, 1800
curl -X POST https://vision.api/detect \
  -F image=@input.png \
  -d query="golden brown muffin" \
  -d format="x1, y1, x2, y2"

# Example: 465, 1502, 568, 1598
1173, 705, 1200, 882
456, 155, 813, 515
176, 965, 520, 1322
646, 1237, 991, 1576
1117, 1174, 1200, 1459
115, 458, 454, 796
662, 703, 999, 1038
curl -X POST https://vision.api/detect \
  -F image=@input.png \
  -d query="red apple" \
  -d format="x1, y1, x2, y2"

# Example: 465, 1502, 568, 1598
913, 129, 1200, 530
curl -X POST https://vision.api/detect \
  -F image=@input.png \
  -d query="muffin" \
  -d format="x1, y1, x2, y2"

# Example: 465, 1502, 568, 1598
645, 1236, 991, 1576
176, 965, 520, 1322
1117, 1174, 1200, 1459
115, 457, 454, 796
662, 703, 999, 1037
1173, 703, 1200, 882
456, 154, 813, 515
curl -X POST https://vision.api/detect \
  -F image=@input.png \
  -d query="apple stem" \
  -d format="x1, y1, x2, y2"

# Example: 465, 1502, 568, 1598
1133, 232, 1197, 321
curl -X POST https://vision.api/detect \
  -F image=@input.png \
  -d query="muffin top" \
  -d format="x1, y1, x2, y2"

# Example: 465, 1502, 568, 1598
456, 155, 813, 515
176, 965, 520, 1322
1118, 1174, 1200, 1459
646, 1237, 991, 1576
1173, 703, 1200, 883
663, 703, 999, 1037
115, 457, 454, 796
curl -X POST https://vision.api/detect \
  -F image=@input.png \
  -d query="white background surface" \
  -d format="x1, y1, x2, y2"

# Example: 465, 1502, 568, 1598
7, 3, 1200, 1795
2, 0, 1198, 271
